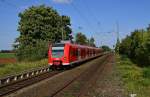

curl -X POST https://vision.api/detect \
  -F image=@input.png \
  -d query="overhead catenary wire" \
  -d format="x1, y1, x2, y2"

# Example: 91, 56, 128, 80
80, 0, 100, 25
74, 0, 103, 47
0, 0, 18, 8
79, 1, 117, 47
82, 0, 101, 42
69, 2, 97, 37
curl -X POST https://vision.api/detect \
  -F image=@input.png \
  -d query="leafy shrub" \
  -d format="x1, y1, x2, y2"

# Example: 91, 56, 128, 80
16, 40, 49, 61
143, 67, 150, 79
117, 55, 150, 97
101, 45, 111, 51
118, 25, 150, 67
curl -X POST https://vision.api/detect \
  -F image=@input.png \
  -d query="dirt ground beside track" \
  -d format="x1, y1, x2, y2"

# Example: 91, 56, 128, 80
54, 53, 125, 97
0, 58, 16, 64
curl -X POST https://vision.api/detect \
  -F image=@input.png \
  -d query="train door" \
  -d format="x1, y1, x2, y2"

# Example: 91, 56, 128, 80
69, 46, 73, 62
70, 46, 76, 62
78, 48, 81, 60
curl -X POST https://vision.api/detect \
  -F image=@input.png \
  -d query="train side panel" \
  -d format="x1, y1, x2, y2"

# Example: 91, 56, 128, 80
48, 43, 103, 68
63, 44, 70, 65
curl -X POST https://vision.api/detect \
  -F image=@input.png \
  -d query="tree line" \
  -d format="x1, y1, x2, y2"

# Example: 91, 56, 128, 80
0, 50, 15, 53
117, 25, 150, 67
75, 32, 96, 47
14, 5, 96, 61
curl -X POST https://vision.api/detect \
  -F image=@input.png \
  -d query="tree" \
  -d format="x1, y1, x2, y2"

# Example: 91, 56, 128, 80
15, 5, 72, 61
89, 37, 96, 47
147, 24, 150, 32
119, 35, 132, 56
115, 38, 120, 53
101, 45, 111, 51
61, 15, 72, 40
75, 32, 88, 45
129, 30, 143, 58
118, 25, 150, 67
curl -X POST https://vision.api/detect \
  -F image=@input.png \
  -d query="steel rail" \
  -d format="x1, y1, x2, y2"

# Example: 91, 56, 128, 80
0, 52, 109, 96
50, 54, 110, 97
0, 71, 61, 96
0, 66, 50, 88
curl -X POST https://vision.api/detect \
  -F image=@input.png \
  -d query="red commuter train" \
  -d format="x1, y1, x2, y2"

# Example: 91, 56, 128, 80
48, 42, 103, 69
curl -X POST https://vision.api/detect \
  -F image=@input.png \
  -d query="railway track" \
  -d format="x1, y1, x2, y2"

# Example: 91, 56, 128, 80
0, 52, 109, 97
0, 68, 62, 96
50, 53, 112, 97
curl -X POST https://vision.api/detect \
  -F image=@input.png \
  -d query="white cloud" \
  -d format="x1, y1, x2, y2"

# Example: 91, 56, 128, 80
52, 0, 72, 4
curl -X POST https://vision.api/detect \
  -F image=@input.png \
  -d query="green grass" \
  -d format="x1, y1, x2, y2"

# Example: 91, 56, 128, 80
0, 53, 15, 58
116, 55, 150, 97
0, 59, 48, 78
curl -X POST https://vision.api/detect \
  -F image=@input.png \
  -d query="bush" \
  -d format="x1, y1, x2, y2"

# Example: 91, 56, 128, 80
16, 40, 49, 61
101, 45, 111, 51
143, 67, 150, 79
118, 25, 150, 67
117, 55, 150, 97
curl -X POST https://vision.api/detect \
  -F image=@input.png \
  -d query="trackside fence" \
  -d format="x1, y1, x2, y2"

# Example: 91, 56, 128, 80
0, 66, 50, 88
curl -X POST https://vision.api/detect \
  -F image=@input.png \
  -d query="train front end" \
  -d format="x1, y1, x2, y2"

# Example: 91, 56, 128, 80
48, 43, 69, 69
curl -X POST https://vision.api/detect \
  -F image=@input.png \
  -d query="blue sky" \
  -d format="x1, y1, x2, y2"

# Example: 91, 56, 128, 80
0, 0, 150, 50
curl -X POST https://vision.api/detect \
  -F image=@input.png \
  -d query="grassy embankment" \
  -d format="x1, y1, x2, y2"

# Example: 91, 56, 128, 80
0, 53, 48, 78
0, 59, 48, 78
0, 53, 15, 58
116, 55, 150, 97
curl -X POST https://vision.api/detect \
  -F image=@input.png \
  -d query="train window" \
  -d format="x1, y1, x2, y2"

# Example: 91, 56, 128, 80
52, 49, 64, 58
52, 47, 64, 58
75, 49, 77, 56
70, 48, 77, 56
70, 49, 74, 56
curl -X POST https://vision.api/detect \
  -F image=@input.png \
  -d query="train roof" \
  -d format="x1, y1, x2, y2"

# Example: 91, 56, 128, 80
52, 42, 100, 50
52, 43, 65, 47
69, 43, 99, 49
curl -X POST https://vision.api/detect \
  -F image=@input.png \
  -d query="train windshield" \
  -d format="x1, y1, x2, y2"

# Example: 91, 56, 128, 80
52, 44, 64, 58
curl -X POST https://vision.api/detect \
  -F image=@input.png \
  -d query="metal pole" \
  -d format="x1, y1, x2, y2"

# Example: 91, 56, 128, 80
61, 18, 64, 41
116, 21, 120, 53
